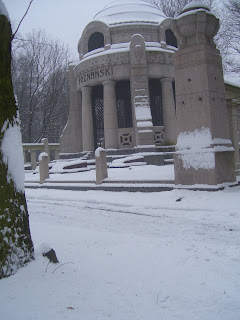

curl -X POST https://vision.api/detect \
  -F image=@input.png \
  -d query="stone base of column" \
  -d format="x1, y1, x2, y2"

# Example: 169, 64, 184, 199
104, 128, 118, 149
136, 128, 154, 146
174, 149, 236, 185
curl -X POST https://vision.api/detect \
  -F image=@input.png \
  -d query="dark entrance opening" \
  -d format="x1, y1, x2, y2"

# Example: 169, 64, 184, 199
116, 81, 132, 128
149, 79, 163, 126
91, 85, 104, 149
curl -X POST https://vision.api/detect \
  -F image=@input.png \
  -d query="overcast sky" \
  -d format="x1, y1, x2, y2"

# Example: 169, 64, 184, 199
6, 0, 111, 58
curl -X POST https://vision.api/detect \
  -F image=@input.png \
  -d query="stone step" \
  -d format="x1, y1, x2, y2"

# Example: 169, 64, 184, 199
60, 146, 176, 166
164, 159, 174, 165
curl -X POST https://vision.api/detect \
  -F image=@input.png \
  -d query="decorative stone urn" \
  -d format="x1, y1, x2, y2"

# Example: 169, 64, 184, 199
173, 2, 219, 49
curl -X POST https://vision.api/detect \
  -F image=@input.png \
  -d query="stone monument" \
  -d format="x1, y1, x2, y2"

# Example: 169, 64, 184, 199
173, 2, 236, 185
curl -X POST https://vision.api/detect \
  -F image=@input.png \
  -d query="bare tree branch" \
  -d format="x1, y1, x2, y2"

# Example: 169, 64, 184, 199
11, 0, 34, 40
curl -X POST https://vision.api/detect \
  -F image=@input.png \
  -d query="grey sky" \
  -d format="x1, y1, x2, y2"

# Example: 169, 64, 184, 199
5, 0, 111, 58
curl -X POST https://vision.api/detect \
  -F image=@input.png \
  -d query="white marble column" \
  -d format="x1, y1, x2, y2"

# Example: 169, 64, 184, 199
103, 80, 119, 149
81, 86, 94, 151
161, 77, 177, 143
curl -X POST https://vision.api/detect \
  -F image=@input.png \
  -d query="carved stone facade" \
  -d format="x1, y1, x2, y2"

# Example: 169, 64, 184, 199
60, 0, 177, 153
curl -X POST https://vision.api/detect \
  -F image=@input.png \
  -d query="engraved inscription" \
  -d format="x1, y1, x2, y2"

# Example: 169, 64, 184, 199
78, 67, 113, 84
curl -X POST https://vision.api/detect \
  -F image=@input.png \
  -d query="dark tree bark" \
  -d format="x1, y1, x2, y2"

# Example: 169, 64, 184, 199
0, 13, 34, 279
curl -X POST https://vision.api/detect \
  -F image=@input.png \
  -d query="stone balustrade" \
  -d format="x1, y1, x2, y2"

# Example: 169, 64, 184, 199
22, 138, 59, 170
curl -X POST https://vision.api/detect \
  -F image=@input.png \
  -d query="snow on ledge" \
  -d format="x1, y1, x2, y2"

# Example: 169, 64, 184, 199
176, 127, 212, 151
176, 127, 214, 170
95, 147, 105, 157
39, 152, 48, 161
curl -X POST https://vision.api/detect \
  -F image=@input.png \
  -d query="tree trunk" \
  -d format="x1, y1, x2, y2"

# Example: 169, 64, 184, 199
0, 14, 34, 279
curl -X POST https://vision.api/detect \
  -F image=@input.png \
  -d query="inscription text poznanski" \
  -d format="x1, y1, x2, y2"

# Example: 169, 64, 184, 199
78, 67, 113, 84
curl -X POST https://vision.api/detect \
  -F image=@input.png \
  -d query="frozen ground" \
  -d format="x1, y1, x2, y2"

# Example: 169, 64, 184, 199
1, 165, 240, 320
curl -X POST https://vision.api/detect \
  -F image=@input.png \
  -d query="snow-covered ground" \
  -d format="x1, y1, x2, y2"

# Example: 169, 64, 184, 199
1, 165, 240, 320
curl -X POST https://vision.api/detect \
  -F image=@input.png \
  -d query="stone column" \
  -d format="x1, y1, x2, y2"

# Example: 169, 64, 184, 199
30, 150, 37, 170
173, 3, 236, 185
81, 86, 94, 151
161, 77, 177, 144
130, 34, 154, 147
54, 149, 60, 160
227, 99, 240, 164
102, 80, 119, 149
60, 64, 83, 153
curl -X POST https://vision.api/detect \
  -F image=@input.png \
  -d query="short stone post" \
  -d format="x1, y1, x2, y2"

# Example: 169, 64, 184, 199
39, 152, 49, 183
41, 138, 49, 162
30, 149, 37, 170
95, 147, 108, 185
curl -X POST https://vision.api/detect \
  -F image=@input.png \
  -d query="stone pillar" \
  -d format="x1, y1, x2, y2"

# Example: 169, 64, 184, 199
82, 86, 94, 151
161, 77, 177, 144
54, 149, 60, 160
39, 152, 49, 183
173, 3, 236, 185
30, 150, 37, 170
130, 34, 154, 147
95, 147, 108, 185
227, 100, 240, 164
159, 26, 167, 48
41, 138, 49, 163
60, 64, 83, 153
23, 150, 26, 164
102, 80, 119, 149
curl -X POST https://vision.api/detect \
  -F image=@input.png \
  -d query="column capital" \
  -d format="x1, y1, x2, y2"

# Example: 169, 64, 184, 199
160, 77, 174, 84
81, 86, 92, 93
102, 80, 116, 87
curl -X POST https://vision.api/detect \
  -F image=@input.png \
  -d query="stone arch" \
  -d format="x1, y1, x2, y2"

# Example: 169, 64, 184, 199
159, 17, 177, 48
78, 21, 111, 57
165, 29, 178, 48
88, 32, 104, 52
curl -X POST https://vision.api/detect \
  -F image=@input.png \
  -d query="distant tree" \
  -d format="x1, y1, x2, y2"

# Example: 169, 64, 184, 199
12, 30, 70, 143
0, 2, 34, 279
216, 0, 240, 76
147, 0, 215, 18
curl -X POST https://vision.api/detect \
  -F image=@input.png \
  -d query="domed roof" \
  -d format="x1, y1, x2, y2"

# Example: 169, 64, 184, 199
93, 0, 166, 26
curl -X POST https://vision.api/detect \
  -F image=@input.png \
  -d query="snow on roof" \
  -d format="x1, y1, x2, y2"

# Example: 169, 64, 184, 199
78, 41, 175, 64
181, 1, 210, 14
93, 0, 166, 26
0, 0, 9, 20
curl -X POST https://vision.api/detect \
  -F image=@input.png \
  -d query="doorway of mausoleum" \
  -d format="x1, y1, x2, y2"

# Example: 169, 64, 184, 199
92, 85, 104, 149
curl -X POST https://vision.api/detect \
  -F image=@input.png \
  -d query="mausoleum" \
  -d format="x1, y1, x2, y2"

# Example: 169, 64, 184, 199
60, 0, 179, 153
60, 0, 240, 166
